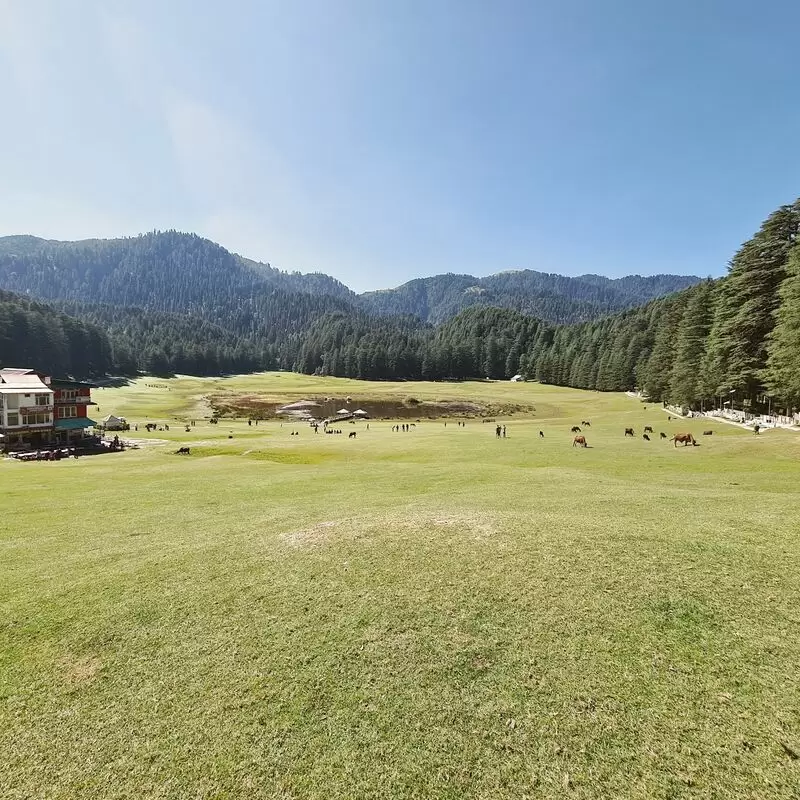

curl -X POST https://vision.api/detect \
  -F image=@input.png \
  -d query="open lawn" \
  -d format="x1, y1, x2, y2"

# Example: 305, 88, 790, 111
2, 374, 800, 798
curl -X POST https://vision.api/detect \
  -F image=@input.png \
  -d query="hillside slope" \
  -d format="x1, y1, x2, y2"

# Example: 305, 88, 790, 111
358, 270, 702, 324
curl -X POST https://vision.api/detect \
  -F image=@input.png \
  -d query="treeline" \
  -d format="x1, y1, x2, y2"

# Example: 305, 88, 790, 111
58, 303, 276, 377
0, 290, 113, 377
521, 199, 800, 412
293, 306, 546, 381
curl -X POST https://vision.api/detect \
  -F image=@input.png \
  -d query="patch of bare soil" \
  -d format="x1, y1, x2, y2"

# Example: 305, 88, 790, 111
60, 654, 102, 688
427, 512, 498, 539
281, 520, 340, 547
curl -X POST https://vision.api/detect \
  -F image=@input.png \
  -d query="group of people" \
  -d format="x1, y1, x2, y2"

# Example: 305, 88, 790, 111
392, 423, 416, 432
495, 425, 507, 438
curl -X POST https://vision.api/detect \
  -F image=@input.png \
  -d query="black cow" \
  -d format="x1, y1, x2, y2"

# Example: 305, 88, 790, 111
660, 432, 667, 439
644, 426, 653, 433
571, 426, 581, 433
625, 428, 635, 437
703, 430, 713, 436
175, 447, 190, 455
539, 431, 545, 438
643, 434, 650, 441
348, 431, 357, 438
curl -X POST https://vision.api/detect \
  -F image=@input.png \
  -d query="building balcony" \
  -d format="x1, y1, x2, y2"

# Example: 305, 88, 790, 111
19, 405, 54, 414
54, 396, 95, 405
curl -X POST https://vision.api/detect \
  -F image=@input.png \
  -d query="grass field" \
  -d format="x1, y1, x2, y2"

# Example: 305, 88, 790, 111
2, 373, 800, 799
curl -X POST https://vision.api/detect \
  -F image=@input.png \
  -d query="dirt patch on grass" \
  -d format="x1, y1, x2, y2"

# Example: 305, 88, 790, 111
60, 654, 102, 688
281, 520, 341, 547
427, 512, 498, 539
208, 393, 534, 420
282, 512, 498, 548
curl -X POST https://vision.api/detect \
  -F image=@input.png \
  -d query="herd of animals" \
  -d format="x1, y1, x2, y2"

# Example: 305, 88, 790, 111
164, 413, 724, 455
569, 423, 704, 448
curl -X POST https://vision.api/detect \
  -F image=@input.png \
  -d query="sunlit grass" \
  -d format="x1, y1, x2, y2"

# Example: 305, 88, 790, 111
2, 375, 799, 798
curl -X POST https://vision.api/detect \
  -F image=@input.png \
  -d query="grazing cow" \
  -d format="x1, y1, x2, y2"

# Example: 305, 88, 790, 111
643, 434, 650, 441
703, 430, 713, 436
581, 420, 591, 427
175, 447, 190, 455
348, 431, 357, 438
671, 433, 697, 447
660, 432, 667, 439
571, 426, 581, 433
644, 426, 653, 433
625, 428, 635, 437
572, 435, 587, 447
539, 431, 545, 438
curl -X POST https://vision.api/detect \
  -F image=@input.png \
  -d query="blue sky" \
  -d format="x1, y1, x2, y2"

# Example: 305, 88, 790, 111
2, 0, 799, 291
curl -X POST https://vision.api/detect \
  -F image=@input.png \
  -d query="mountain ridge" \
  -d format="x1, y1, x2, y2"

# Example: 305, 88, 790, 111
0, 231, 701, 326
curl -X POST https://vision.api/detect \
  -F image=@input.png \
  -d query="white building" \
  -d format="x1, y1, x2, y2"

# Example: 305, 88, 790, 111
0, 368, 55, 449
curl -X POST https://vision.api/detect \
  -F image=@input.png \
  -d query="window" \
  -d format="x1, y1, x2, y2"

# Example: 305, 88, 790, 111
59, 389, 78, 401
35, 394, 50, 406
22, 412, 51, 425
6, 412, 19, 426
5, 395, 18, 409
57, 406, 77, 418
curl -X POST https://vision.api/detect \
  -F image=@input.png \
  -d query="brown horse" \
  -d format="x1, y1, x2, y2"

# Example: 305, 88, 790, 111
573, 435, 587, 447
671, 433, 696, 447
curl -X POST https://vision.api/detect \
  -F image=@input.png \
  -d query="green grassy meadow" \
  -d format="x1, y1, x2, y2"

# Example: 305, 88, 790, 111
2, 374, 800, 799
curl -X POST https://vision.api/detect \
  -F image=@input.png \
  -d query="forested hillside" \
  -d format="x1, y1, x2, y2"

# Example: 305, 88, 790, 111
1, 209, 798, 414
0, 290, 113, 377
0, 232, 353, 338
292, 306, 547, 381
58, 303, 273, 377
521, 199, 800, 413
358, 270, 702, 324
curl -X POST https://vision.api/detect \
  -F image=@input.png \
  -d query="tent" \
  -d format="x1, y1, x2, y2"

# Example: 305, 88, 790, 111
510, 374, 524, 382
353, 409, 369, 417
336, 408, 350, 415
100, 414, 126, 430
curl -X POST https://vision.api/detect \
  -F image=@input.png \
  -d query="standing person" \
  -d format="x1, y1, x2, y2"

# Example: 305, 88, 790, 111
495, 425, 501, 438
502, 425, 506, 438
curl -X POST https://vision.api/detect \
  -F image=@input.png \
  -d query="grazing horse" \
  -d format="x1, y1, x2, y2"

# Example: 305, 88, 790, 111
702, 430, 713, 436
644, 426, 653, 433
642, 433, 650, 441
175, 447, 190, 455
671, 433, 696, 447
571, 426, 582, 433
660, 432, 667, 439
348, 431, 357, 438
539, 430, 545, 438
624, 428, 635, 437
572, 435, 587, 447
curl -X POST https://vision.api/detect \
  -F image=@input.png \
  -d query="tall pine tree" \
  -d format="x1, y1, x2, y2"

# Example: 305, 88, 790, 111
764, 245, 800, 408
